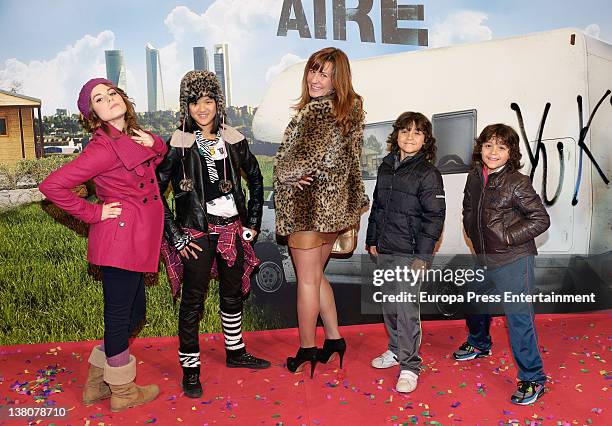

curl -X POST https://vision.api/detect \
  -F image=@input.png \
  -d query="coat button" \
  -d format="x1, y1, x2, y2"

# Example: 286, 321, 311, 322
154, 195, 159, 200
119, 222, 125, 227
150, 178, 154, 183
139, 183, 144, 188
143, 197, 148, 203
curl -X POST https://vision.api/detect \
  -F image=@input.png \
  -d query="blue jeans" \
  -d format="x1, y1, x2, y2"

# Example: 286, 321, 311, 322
465, 256, 546, 384
101, 266, 146, 357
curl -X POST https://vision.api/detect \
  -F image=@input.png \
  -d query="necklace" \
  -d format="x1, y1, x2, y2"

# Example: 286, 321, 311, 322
215, 134, 233, 194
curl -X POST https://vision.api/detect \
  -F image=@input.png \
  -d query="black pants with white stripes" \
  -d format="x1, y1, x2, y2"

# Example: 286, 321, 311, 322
178, 234, 245, 355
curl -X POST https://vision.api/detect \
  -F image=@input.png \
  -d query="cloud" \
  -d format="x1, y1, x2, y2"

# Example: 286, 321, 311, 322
0, 0, 286, 113
125, 68, 146, 112
584, 23, 601, 39
0, 31, 114, 114
429, 11, 493, 48
164, 2, 281, 47
265, 53, 304, 83
159, 1, 284, 108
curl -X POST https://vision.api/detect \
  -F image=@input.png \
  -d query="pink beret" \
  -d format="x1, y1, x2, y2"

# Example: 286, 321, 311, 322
77, 78, 115, 119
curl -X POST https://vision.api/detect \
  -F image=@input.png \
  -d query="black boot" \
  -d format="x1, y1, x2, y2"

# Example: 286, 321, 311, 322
287, 347, 318, 378
181, 367, 202, 398
317, 338, 346, 368
226, 349, 271, 369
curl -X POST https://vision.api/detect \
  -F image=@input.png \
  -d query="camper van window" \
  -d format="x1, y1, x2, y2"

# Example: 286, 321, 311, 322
432, 109, 477, 174
362, 121, 393, 180
0, 118, 7, 136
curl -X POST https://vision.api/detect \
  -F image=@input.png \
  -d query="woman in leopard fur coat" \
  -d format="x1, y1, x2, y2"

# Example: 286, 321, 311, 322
274, 47, 368, 376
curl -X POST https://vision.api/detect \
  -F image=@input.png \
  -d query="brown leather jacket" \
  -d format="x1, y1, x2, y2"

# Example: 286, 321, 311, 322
462, 166, 550, 269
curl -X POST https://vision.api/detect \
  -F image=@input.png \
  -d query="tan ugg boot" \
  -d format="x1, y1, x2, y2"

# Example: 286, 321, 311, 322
83, 346, 111, 405
103, 355, 159, 412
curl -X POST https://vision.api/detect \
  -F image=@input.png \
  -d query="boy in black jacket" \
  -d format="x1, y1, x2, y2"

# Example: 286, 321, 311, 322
366, 112, 446, 393
454, 123, 550, 405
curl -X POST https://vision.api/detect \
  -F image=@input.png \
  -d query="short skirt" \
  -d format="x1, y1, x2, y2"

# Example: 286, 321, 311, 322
287, 231, 338, 249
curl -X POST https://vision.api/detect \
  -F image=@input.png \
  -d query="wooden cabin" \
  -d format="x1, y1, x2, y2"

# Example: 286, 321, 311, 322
0, 90, 43, 164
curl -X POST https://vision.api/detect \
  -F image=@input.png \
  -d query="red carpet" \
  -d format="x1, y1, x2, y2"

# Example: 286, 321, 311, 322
0, 313, 610, 425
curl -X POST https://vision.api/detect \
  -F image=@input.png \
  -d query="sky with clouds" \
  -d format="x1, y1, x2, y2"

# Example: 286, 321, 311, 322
0, 0, 610, 114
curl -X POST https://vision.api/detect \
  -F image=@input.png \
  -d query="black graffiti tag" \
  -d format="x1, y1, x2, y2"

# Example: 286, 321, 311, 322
512, 91, 610, 206
572, 90, 611, 205
511, 102, 564, 206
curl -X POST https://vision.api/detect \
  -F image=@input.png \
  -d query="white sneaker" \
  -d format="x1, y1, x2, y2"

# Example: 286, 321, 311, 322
396, 370, 418, 393
371, 350, 399, 369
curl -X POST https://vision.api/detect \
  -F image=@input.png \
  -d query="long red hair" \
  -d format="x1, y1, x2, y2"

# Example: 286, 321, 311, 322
294, 47, 363, 135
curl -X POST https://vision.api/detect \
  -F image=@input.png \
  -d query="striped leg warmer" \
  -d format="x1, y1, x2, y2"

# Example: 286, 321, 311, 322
221, 310, 245, 353
179, 351, 201, 368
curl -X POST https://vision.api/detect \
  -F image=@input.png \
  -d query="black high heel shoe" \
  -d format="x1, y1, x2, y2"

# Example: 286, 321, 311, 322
287, 347, 318, 378
317, 338, 346, 368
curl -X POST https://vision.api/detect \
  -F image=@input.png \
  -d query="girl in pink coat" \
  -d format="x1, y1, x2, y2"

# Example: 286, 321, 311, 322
39, 78, 167, 412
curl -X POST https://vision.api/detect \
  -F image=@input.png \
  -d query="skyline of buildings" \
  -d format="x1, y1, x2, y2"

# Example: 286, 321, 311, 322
145, 43, 166, 112
104, 49, 127, 92
214, 44, 232, 107
101, 42, 235, 111
193, 46, 209, 71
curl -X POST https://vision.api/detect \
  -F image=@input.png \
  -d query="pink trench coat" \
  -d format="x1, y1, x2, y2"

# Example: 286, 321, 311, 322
39, 126, 168, 273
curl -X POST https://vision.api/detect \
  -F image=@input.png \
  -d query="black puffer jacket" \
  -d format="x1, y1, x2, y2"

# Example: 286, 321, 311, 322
156, 130, 263, 246
463, 166, 550, 269
366, 151, 446, 262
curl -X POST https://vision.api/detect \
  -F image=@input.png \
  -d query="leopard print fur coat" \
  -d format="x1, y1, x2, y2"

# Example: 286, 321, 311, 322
273, 96, 368, 236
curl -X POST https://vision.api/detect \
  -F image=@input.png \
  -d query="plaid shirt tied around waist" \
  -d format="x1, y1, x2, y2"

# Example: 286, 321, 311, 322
160, 220, 260, 301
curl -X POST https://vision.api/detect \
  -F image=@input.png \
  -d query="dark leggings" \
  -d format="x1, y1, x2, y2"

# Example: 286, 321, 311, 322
101, 266, 146, 358
179, 234, 245, 353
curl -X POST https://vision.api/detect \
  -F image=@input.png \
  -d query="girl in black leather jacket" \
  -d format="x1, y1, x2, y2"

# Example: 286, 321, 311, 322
156, 71, 269, 400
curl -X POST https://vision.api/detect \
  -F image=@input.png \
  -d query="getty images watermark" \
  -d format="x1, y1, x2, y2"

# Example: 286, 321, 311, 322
371, 264, 597, 305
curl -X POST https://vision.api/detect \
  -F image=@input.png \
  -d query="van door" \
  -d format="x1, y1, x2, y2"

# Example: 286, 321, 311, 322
528, 137, 579, 253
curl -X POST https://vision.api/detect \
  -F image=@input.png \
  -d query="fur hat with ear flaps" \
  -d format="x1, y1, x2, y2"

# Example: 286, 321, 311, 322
179, 70, 225, 123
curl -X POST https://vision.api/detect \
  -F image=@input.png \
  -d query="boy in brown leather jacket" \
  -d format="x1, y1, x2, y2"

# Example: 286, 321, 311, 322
453, 124, 550, 405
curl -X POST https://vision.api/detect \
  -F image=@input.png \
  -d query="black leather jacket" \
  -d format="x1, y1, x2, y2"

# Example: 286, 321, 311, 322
463, 166, 550, 269
156, 134, 263, 246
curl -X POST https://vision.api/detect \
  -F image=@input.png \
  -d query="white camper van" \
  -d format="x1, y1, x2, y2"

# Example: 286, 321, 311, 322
251, 28, 611, 308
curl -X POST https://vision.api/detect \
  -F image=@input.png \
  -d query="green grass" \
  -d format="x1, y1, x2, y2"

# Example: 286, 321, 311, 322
0, 202, 273, 346
255, 155, 275, 197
